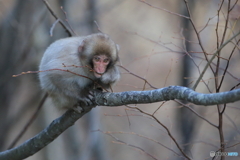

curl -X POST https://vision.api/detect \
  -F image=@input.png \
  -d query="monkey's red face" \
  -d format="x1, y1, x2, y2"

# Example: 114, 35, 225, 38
93, 55, 110, 78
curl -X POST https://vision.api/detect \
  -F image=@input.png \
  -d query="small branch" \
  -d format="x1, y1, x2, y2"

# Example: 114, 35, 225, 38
224, 112, 240, 134
12, 66, 109, 92
94, 21, 103, 33
60, 6, 77, 36
199, 16, 216, 33
139, 0, 190, 19
217, 38, 240, 91
192, 30, 240, 90
126, 106, 191, 160
174, 100, 217, 128
99, 130, 184, 158
99, 130, 159, 160
42, 0, 73, 37
119, 65, 157, 89
50, 19, 60, 36
215, 0, 231, 95
229, 0, 239, 12
183, 0, 215, 76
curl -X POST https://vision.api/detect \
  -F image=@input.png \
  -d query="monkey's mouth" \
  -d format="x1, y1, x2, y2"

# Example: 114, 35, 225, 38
94, 71, 103, 78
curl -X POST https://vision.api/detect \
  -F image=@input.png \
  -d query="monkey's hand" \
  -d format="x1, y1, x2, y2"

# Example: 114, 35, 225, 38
72, 90, 96, 113
77, 89, 95, 106
72, 104, 84, 113
72, 100, 95, 113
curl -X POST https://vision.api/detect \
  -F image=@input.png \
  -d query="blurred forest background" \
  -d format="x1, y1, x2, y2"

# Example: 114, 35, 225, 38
0, 0, 240, 160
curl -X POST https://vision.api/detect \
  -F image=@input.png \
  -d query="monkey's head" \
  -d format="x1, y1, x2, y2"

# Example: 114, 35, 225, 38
78, 33, 119, 78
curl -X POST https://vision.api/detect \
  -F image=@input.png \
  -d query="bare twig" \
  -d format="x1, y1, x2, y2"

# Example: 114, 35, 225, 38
164, 59, 173, 87
139, 0, 190, 19
94, 21, 103, 33
215, 0, 231, 94
42, 0, 73, 36
218, 39, 240, 90
224, 112, 240, 134
215, 0, 224, 49
60, 6, 77, 36
183, 0, 215, 77
152, 102, 166, 116
174, 100, 218, 128
13, 67, 109, 92
99, 130, 159, 160
119, 65, 157, 89
192, 30, 240, 90
199, 16, 217, 33
50, 19, 60, 36
99, 130, 185, 158
126, 106, 192, 160
191, 54, 240, 81
226, 142, 240, 149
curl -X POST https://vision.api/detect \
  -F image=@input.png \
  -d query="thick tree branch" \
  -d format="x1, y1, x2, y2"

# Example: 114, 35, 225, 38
1, 85, 240, 160
95, 86, 240, 106
0, 108, 92, 160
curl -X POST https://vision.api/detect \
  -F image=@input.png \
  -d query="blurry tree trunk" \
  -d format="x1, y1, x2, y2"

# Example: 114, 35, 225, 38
0, 0, 45, 150
176, 0, 198, 154
0, 1, 69, 159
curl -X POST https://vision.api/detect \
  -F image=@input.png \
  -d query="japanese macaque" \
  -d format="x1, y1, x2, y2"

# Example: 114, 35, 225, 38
39, 33, 120, 109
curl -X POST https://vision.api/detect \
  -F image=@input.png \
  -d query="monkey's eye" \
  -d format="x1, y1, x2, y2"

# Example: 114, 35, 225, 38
103, 58, 109, 63
94, 56, 100, 62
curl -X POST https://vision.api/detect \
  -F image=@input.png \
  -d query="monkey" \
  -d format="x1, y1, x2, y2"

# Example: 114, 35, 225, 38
39, 33, 120, 110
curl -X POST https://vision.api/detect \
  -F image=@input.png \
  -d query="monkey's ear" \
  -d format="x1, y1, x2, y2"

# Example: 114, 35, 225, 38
78, 40, 86, 53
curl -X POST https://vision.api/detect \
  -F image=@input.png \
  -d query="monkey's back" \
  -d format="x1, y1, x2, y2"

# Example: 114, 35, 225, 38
39, 36, 92, 97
